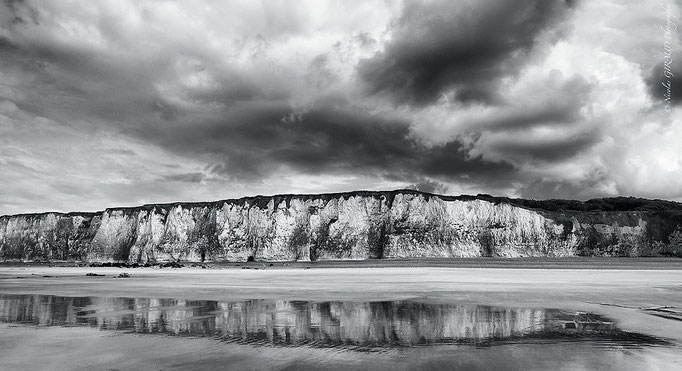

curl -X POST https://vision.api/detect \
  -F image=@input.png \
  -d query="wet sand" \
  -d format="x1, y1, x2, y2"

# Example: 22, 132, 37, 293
1, 323, 680, 371
1, 259, 682, 370
1, 260, 681, 306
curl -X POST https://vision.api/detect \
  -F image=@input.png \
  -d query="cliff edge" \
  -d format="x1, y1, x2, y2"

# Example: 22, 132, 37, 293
1, 190, 681, 262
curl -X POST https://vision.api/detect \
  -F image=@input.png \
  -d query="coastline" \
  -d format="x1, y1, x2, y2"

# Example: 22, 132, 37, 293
2, 256, 682, 270
2, 260, 682, 369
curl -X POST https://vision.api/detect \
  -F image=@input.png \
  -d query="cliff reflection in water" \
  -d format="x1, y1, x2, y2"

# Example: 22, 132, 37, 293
0, 294, 664, 348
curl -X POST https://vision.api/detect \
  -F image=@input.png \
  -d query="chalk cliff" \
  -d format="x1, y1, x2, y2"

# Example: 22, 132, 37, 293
1, 190, 681, 262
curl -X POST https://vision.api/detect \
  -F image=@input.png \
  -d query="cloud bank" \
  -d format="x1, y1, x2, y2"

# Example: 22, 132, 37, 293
0, 0, 680, 214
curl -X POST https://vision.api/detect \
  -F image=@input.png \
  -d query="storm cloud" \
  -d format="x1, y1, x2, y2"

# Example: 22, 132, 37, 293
358, 0, 576, 105
646, 51, 682, 106
134, 100, 516, 186
0, 0, 680, 214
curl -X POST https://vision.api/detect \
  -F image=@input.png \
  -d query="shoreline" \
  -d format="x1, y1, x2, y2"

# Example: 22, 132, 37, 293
2, 263, 681, 303
3, 263, 682, 345
2, 256, 682, 270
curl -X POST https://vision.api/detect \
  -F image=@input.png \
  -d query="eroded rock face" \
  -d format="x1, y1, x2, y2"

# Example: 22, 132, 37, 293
0, 191, 680, 262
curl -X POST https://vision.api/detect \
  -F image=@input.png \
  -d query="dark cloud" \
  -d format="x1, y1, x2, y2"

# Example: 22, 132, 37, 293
130, 100, 516, 186
518, 168, 611, 200
162, 172, 205, 183
0, 35, 18, 51
408, 179, 449, 194
518, 179, 589, 200
483, 105, 577, 132
645, 51, 682, 106
0, 33, 162, 125
467, 74, 592, 135
485, 131, 599, 163
421, 141, 514, 177
0, 0, 571, 203
2, 0, 681, 215
2, 0, 39, 26
105, 148, 136, 157
0, 4, 564, 203
358, 0, 575, 105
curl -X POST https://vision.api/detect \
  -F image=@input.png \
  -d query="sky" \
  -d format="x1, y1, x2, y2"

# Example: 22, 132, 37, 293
1, 0, 681, 214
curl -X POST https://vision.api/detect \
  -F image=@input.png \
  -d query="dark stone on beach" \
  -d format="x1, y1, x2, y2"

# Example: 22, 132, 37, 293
85, 272, 105, 277
116, 273, 131, 278
89, 262, 135, 268
88, 261, 183, 269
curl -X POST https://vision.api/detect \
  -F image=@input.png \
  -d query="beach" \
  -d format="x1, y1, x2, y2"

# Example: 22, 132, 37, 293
1, 259, 682, 370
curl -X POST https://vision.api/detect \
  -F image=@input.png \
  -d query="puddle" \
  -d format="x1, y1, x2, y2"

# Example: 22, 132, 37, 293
0, 294, 670, 350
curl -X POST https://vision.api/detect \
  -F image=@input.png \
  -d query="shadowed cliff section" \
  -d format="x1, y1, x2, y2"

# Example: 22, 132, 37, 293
1, 190, 682, 262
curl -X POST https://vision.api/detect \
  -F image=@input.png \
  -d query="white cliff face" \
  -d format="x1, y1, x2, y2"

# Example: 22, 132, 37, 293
128, 209, 166, 263
0, 212, 99, 260
0, 191, 674, 262
89, 210, 137, 262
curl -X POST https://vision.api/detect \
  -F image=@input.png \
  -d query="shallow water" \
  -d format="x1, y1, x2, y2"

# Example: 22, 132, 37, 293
0, 293, 680, 370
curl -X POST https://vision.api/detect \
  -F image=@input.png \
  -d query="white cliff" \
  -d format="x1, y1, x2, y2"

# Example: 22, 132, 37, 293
0, 190, 680, 262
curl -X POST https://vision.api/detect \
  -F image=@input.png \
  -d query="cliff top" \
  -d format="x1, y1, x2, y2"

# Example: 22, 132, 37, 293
2, 189, 682, 219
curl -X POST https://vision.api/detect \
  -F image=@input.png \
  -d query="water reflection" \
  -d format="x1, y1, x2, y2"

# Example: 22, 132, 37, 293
0, 294, 668, 349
